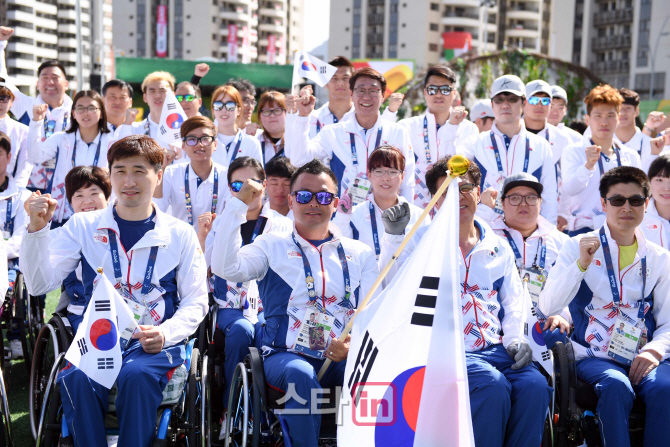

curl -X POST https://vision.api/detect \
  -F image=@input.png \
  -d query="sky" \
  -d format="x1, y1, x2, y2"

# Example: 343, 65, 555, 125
303, 0, 330, 51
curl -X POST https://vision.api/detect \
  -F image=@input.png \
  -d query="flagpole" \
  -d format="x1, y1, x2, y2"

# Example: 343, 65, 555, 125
317, 155, 470, 380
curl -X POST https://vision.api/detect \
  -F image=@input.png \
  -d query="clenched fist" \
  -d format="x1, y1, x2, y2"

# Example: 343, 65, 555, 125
236, 179, 264, 205
27, 191, 57, 233
194, 63, 210, 78
448, 106, 468, 125
578, 236, 601, 271
33, 104, 48, 122
584, 145, 602, 170
387, 92, 404, 113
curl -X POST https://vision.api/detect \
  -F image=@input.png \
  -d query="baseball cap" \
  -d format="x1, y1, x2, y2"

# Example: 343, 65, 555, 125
526, 80, 552, 98
502, 172, 543, 197
551, 85, 568, 103
490, 75, 525, 98
470, 99, 494, 120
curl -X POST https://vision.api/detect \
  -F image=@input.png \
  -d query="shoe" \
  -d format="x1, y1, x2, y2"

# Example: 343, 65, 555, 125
9, 340, 23, 359
218, 412, 229, 441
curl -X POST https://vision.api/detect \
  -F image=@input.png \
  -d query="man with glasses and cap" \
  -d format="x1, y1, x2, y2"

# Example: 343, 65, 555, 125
548, 86, 584, 145
540, 166, 670, 447
211, 158, 379, 447
456, 75, 558, 224
471, 99, 495, 133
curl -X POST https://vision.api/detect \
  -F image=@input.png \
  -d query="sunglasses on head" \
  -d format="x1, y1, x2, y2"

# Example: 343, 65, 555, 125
291, 190, 335, 205
176, 94, 198, 102
527, 96, 551, 106
213, 100, 237, 112
605, 196, 646, 207
230, 179, 263, 193
425, 85, 453, 96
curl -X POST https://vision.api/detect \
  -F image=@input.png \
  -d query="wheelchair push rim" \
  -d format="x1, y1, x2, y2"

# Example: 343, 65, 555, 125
225, 362, 250, 447
29, 323, 61, 441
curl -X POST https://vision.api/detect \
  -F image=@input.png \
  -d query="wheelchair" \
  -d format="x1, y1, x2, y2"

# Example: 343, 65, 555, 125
1, 269, 44, 372
31, 310, 203, 446
552, 340, 645, 447
0, 361, 13, 447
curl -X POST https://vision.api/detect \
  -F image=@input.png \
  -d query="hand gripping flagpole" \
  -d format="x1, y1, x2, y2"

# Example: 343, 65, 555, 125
317, 155, 470, 380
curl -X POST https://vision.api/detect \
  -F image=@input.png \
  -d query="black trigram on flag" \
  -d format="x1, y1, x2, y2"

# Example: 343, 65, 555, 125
167, 103, 177, 110
98, 358, 114, 369
159, 125, 167, 135
95, 300, 111, 312
541, 350, 551, 361
78, 339, 88, 356
411, 276, 439, 327
173, 132, 180, 140
524, 322, 529, 336
347, 331, 378, 399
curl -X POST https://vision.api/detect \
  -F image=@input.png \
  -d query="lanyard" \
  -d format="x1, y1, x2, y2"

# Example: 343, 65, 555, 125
501, 230, 546, 270
592, 139, 621, 175
316, 112, 339, 134
184, 166, 218, 226
369, 202, 381, 257
4, 196, 12, 234
490, 132, 530, 175
291, 233, 352, 308
534, 238, 547, 270
502, 229, 522, 263
599, 226, 646, 319
226, 132, 244, 165
349, 127, 383, 168
45, 146, 59, 193
44, 111, 69, 138
71, 133, 102, 169
639, 139, 643, 157
423, 116, 435, 164
107, 229, 159, 304
261, 141, 285, 165
234, 216, 267, 290
143, 120, 150, 136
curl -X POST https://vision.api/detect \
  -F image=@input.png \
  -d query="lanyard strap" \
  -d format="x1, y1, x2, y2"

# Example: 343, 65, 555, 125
502, 229, 523, 262
291, 233, 351, 307
369, 202, 381, 257
107, 229, 159, 303
592, 139, 622, 176
423, 116, 436, 164
4, 196, 12, 234
72, 134, 102, 169
317, 112, 339, 133
45, 146, 59, 193
490, 132, 530, 174
536, 238, 546, 270
184, 167, 218, 226
349, 127, 383, 168
226, 132, 244, 164
502, 229, 546, 270
43, 112, 69, 138
143, 120, 150, 136
261, 141, 285, 165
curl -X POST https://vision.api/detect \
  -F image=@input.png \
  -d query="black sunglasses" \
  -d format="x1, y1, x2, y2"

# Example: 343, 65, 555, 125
604, 196, 646, 207
0, 95, 11, 104
292, 190, 335, 205
230, 179, 263, 193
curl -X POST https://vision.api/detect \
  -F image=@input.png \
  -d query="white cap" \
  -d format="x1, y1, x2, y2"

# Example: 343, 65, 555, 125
526, 79, 552, 98
490, 75, 525, 98
470, 99, 494, 120
551, 85, 568, 103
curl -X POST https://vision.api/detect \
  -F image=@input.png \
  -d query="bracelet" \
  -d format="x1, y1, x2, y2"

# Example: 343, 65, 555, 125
644, 124, 657, 133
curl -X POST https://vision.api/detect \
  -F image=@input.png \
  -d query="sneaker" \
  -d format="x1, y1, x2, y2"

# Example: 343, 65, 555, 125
218, 412, 229, 441
9, 340, 23, 359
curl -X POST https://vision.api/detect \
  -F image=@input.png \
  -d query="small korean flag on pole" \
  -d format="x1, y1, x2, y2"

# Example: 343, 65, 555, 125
65, 274, 139, 389
157, 90, 188, 147
291, 51, 337, 93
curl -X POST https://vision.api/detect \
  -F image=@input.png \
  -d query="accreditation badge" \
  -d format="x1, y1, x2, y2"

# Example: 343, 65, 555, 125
520, 267, 547, 305
2, 230, 9, 241
607, 315, 641, 366
292, 308, 334, 360
350, 175, 371, 207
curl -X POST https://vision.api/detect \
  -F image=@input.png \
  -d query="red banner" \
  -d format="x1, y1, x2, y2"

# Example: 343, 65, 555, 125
156, 5, 167, 58
227, 24, 238, 62
267, 34, 276, 65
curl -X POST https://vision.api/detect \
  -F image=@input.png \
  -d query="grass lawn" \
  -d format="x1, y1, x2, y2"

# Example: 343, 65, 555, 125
5, 289, 60, 447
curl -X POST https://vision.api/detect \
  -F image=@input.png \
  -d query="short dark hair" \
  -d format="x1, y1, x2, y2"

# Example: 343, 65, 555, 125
67, 90, 110, 135
618, 88, 640, 108
180, 115, 216, 139
176, 81, 202, 99
38, 60, 67, 78
102, 79, 134, 98
328, 56, 355, 72
0, 131, 10, 155
568, 120, 587, 135
647, 153, 670, 180
107, 135, 164, 172
290, 159, 338, 193
367, 145, 405, 172
350, 67, 387, 93
423, 65, 456, 87
599, 166, 650, 199
425, 156, 481, 195
227, 156, 265, 183
225, 78, 256, 97
265, 156, 296, 179
65, 166, 112, 203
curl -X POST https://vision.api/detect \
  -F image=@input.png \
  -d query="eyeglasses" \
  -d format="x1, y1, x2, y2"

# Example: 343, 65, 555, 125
0, 95, 11, 104
504, 194, 541, 206
230, 179, 264, 193
213, 100, 237, 112
353, 87, 381, 97
260, 108, 285, 117
176, 94, 199, 102
74, 106, 100, 113
604, 196, 646, 207
371, 168, 402, 178
425, 85, 454, 96
242, 98, 257, 106
291, 190, 335, 205
492, 95, 521, 104
527, 96, 551, 106
459, 183, 477, 194
183, 135, 215, 147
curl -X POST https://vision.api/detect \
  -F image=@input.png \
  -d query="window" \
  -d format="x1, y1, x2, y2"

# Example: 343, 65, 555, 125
430, 3, 439, 11
430, 23, 438, 31
429, 43, 438, 52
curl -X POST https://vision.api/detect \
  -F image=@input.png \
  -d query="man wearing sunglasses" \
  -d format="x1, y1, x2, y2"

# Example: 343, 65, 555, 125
395, 65, 478, 208
457, 75, 558, 225
286, 67, 415, 207
211, 159, 379, 447
540, 166, 670, 447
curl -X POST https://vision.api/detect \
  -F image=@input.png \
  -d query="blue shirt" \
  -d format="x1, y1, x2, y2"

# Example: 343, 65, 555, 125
113, 207, 156, 250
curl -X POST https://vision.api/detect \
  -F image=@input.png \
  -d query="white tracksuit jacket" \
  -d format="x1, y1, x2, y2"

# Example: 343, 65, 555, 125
640, 199, 670, 250
0, 116, 32, 188
613, 127, 655, 173
0, 174, 30, 262
214, 129, 263, 168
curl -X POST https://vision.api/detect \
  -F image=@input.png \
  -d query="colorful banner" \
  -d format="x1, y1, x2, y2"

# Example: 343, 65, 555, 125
242, 26, 250, 64
227, 24, 238, 63
267, 34, 276, 65
156, 5, 167, 58
352, 60, 414, 98
442, 32, 472, 60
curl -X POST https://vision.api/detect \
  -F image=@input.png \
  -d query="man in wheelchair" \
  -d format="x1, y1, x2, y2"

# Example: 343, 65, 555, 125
211, 159, 379, 447
540, 166, 670, 447
21, 135, 208, 447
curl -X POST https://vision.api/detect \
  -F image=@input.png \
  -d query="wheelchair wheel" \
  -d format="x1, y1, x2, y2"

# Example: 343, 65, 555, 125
36, 352, 66, 447
553, 342, 571, 447
225, 362, 254, 447
17, 274, 44, 372
185, 347, 202, 445
201, 354, 210, 447
0, 367, 13, 447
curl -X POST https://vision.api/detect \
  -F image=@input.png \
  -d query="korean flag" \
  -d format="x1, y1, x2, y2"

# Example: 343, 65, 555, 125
292, 51, 337, 89
65, 274, 139, 389
157, 90, 188, 147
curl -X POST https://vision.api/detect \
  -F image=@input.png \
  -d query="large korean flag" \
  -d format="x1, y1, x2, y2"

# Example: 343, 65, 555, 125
157, 90, 188, 147
65, 275, 138, 389
339, 179, 474, 446
291, 51, 337, 89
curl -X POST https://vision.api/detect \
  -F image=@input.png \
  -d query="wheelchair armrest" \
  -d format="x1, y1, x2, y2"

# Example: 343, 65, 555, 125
247, 347, 269, 411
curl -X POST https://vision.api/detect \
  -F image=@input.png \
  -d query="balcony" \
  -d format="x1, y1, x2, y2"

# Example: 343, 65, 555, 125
7, 58, 39, 71
258, 22, 285, 33
441, 0, 482, 7
259, 7, 285, 18
367, 13, 384, 25
593, 8, 633, 26
219, 9, 251, 21
442, 11, 480, 28
590, 59, 630, 74
592, 34, 631, 51
7, 9, 35, 23
506, 8, 540, 21
367, 33, 384, 44
506, 24, 539, 38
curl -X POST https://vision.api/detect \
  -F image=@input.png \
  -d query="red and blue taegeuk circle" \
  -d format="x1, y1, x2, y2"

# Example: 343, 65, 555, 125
301, 61, 317, 71
166, 113, 184, 130
374, 366, 425, 444
532, 322, 546, 346
89, 318, 118, 351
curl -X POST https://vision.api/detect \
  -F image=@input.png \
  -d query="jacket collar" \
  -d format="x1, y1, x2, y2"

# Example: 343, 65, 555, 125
490, 214, 556, 239
647, 198, 661, 219
0, 175, 19, 200
599, 221, 648, 260
187, 161, 220, 184
291, 222, 343, 250
491, 122, 526, 141
345, 113, 383, 135
96, 202, 172, 249
367, 193, 407, 213
75, 129, 102, 146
